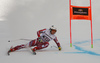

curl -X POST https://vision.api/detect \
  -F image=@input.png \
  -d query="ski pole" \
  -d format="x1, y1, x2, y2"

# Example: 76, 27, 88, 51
8, 38, 33, 42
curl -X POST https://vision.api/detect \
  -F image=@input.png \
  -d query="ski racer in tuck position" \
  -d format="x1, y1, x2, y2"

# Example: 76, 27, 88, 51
8, 26, 61, 55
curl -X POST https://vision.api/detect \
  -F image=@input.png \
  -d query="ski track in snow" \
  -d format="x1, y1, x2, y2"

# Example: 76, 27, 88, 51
63, 39, 100, 56
73, 45, 100, 56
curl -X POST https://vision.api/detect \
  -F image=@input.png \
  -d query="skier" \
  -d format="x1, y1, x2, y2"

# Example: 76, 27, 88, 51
8, 25, 61, 55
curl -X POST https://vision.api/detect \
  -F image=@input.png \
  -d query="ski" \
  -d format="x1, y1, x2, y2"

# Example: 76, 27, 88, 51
31, 49, 36, 55
7, 51, 10, 55
27, 47, 37, 55
7, 49, 11, 56
7, 49, 36, 56
32, 51, 36, 55
7, 50, 36, 55
7, 46, 13, 56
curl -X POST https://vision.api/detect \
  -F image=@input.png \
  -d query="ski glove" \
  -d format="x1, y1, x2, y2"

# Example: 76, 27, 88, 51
58, 46, 61, 51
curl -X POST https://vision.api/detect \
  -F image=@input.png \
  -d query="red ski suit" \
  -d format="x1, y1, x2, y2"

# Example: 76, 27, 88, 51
12, 29, 60, 51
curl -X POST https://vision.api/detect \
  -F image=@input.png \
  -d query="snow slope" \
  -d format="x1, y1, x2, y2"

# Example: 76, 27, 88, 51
0, 0, 100, 63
